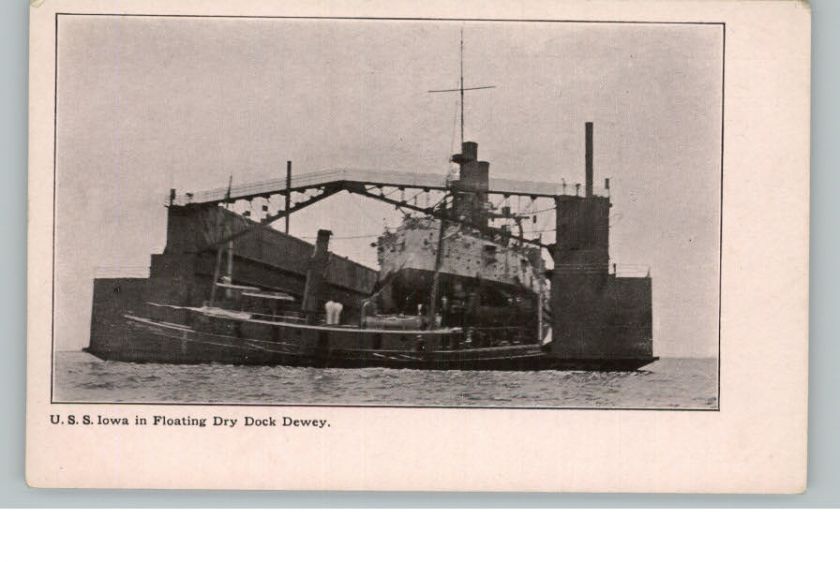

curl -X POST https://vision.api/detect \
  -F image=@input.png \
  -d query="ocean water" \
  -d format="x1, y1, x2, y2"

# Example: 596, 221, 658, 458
53, 352, 718, 409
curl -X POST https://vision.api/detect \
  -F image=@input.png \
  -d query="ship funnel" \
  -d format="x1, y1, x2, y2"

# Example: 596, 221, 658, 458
585, 122, 594, 198
462, 141, 478, 162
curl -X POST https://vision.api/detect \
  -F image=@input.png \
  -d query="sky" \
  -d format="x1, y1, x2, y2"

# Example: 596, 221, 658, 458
54, 16, 722, 356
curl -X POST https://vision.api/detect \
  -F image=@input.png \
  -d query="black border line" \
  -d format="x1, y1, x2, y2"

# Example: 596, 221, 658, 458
55, 13, 727, 24
50, 13, 725, 412
48, 401, 720, 412
718, 24, 726, 411
50, 14, 59, 404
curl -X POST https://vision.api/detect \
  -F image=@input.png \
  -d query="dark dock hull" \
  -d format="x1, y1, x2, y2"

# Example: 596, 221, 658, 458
85, 315, 657, 372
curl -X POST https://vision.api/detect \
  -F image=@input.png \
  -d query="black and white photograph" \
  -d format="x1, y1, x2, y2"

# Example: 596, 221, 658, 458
51, 14, 723, 410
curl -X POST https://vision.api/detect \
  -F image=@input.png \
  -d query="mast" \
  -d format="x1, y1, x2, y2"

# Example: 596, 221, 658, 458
460, 28, 464, 145
424, 29, 496, 329
226, 218, 234, 298
537, 234, 544, 342
428, 27, 495, 146
209, 175, 233, 306
427, 197, 448, 328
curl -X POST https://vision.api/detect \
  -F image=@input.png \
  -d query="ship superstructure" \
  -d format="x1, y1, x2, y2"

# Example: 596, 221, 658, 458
375, 140, 546, 341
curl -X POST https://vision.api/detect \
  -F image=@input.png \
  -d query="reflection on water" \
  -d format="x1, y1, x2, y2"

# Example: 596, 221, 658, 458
54, 352, 718, 409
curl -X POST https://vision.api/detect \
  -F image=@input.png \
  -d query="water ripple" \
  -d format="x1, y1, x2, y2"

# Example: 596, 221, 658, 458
54, 352, 718, 409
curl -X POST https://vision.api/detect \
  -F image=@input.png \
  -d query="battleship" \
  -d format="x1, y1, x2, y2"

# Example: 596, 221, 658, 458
85, 38, 657, 371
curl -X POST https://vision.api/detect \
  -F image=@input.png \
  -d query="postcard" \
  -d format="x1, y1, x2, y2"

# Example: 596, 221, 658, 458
26, 0, 810, 491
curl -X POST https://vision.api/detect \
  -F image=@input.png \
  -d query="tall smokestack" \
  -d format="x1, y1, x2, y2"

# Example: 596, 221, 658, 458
585, 122, 594, 198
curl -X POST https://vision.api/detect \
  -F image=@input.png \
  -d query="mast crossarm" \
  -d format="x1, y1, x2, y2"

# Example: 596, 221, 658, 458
428, 85, 496, 93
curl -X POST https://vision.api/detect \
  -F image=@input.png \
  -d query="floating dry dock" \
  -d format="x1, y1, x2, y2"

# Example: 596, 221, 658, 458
86, 122, 657, 370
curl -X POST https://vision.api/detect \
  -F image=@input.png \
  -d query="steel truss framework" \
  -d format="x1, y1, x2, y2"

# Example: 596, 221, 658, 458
179, 177, 576, 252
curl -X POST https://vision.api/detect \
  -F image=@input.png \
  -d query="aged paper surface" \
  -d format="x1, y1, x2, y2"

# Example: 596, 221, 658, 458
26, 0, 810, 491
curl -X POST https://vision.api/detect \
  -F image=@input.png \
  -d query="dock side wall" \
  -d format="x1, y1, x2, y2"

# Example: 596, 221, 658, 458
550, 274, 652, 359
550, 192, 653, 360
155, 205, 378, 321
87, 277, 150, 357
163, 205, 377, 295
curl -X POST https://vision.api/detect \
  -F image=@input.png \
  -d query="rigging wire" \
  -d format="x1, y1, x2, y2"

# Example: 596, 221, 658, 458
521, 206, 558, 215
449, 99, 459, 166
